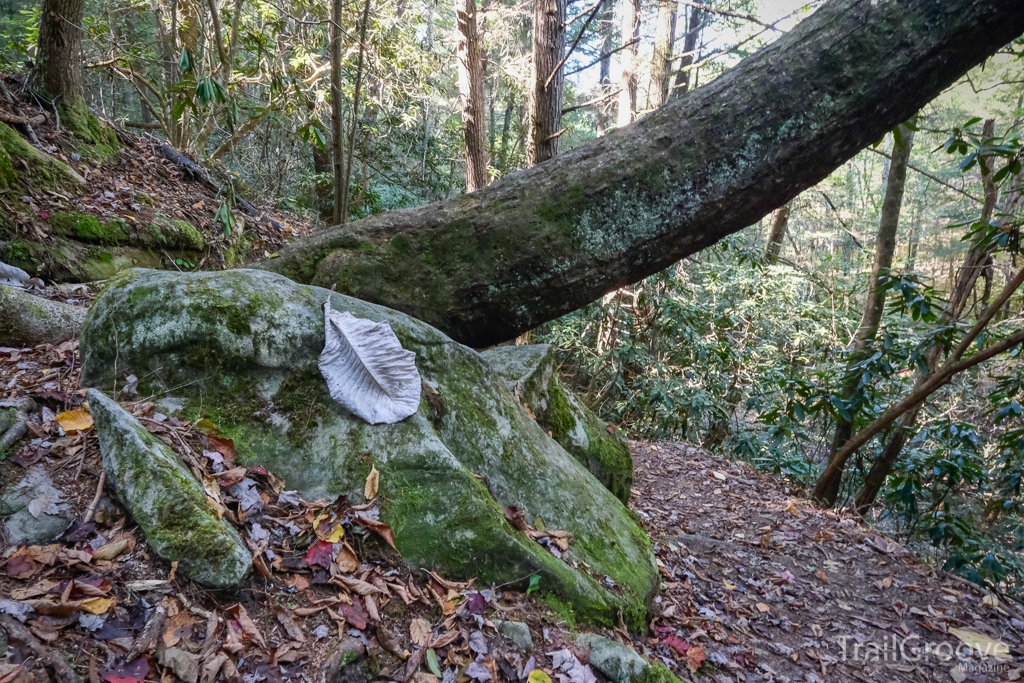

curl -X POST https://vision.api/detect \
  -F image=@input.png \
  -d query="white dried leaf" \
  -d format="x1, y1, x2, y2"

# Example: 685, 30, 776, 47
0, 261, 29, 289
319, 304, 421, 424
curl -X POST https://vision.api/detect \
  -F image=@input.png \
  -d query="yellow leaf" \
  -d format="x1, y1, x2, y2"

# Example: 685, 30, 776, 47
313, 512, 344, 543
527, 671, 553, 683
80, 597, 115, 615
91, 539, 128, 561
364, 464, 379, 500
722, 579, 737, 590
194, 418, 219, 436
56, 410, 93, 433
948, 628, 1012, 660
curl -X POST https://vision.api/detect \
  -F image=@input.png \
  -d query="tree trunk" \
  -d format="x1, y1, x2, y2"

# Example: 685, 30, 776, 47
616, 0, 639, 126
456, 0, 489, 191
647, 0, 677, 111
526, 0, 567, 165
853, 124, 1021, 514
596, 0, 614, 136
32, 0, 86, 106
764, 203, 792, 264
265, 0, 1024, 349
670, 5, 702, 99
330, 0, 346, 225
814, 120, 915, 507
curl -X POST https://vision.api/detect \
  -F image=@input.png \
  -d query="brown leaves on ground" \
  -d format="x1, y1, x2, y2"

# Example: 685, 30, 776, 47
629, 441, 1024, 682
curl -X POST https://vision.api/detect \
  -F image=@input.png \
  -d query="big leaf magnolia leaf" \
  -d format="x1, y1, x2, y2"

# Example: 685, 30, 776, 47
0, 260, 30, 289
319, 304, 421, 424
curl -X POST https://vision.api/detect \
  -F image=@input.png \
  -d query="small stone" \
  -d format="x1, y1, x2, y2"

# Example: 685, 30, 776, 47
326, 638, 368, 683
495, 620, 534, 652
1, 465, 72, 545
575, 634, 648, 683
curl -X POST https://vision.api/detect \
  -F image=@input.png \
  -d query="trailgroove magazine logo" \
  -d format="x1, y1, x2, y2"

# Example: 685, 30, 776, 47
835, 633, 1013, 670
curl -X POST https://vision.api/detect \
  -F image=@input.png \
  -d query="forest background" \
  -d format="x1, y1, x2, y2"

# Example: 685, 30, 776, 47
2, 0, 1024, 601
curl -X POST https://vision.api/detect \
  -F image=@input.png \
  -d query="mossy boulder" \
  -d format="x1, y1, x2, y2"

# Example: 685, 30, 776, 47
50, 211, 130, 244
87, 388, 252, 588
79, 269, 657, 625
482, 345, 633, 504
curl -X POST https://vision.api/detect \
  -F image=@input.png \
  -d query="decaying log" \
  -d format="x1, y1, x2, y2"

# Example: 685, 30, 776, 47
0, 285, 87, 346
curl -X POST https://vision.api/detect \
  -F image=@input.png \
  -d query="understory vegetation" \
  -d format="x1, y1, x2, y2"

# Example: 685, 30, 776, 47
542, 59, 1024, 596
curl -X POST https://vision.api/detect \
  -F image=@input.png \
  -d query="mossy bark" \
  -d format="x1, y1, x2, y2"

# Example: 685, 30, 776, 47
79, 269, 657, 626
482, 344, 633, 503
262, 0, 1024, 347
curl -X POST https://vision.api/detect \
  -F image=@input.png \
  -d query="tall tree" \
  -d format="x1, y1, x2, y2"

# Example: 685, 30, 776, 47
670, 5, 702, 98
853, 121, 1022, 514
526, 0, 567, 165
596, 0, 614, 135
616, 0, 639, 126
330, 0, 346, 225
814, 120, 915, 506
647, 0, 677, 110
455, 0, 490, 191
32, 0, 115, 151
267, 0, 1024, 349
763, 203, 792, 264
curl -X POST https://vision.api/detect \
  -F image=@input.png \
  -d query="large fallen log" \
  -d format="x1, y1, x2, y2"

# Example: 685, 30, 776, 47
265, 0, 1024, 347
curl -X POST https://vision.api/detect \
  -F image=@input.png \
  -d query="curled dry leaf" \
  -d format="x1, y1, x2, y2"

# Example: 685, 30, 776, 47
354, 514, 397, 550
227, 604, 266, 649
365, 464, 379, 500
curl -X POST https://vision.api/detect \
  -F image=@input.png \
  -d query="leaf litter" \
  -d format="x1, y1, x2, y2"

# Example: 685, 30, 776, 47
3, 343, 1024, 683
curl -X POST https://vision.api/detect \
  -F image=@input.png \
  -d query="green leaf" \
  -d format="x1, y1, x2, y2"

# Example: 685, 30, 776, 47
527, 574, 540, 595
178, 48, 191, 72
426, 649, 442, 678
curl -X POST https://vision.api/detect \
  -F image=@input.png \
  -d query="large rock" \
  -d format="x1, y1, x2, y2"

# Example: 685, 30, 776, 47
87, 389, 252, 588
79, 269, 657, 625
482, 345, 633, 504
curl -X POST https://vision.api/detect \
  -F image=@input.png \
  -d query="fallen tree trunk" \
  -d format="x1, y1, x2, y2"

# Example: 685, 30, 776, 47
265, 0, 1024, 348
0, 286, 87, 346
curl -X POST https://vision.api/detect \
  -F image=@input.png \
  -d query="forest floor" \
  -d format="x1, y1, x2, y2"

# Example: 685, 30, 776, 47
2, 338, 1024, 683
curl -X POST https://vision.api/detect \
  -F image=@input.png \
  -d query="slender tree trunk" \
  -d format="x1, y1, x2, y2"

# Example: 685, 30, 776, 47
330, 0, 346, 225
32, 0, 86, 106
596, 0, 614, 135
339, 0, 372, 222
853, 123, 1021, 514
814, 120, 915, 507
456, 0, 489, 190
764, 202, 792, 264
670, 5, 701, 99
265, 0, 1024, 349
616, 0, 639, 126
526, 0, 566, 165
647, 0, 677, 111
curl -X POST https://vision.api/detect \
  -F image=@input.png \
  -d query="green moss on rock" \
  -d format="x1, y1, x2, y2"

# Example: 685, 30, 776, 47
58, 100, 119, 162
79, 269, 657, 627
87, 388, 251, 588
0, 121, 85, 193
50, 211, 129, 243
481, 344, 634, 504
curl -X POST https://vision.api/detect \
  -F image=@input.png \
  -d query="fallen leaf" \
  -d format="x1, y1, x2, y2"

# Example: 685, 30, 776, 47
227, 604, 266, 648
340, 601, 367, 630
335, 543, 359, 573
313, 512, 345, 543
101, 657, 149, 683
80, 597, 116, 615
365, 464, 379, 499
684, 645, 706, 673
814, 569, 829, 584
947, 628, 1011, 660
410, 618, 431, 647
56, 410, 93, 433
527, 671, 552, 683
755, 602, 770, 613
354, 514, 397, 549
274, 605, 305, 642
91, 539, 129, 561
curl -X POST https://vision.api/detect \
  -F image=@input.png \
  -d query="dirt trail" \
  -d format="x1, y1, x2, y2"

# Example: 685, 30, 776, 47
629, 441, 1024, 682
